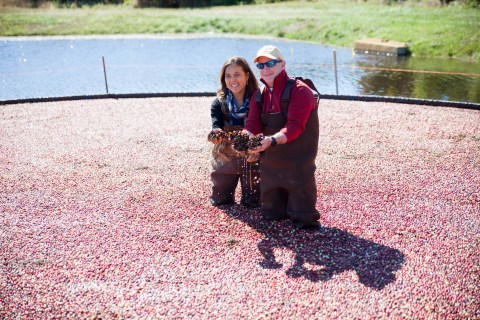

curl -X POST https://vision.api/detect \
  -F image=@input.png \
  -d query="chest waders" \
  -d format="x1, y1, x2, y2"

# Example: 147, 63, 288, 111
259, 80, 320, 225
210, 106, 261, 208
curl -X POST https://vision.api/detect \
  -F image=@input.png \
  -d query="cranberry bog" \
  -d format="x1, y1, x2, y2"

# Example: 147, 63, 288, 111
1, 97, 479, 319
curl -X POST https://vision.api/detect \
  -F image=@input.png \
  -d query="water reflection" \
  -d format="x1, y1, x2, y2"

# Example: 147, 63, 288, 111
356, 55, 480, 102
1, 36, 479, 103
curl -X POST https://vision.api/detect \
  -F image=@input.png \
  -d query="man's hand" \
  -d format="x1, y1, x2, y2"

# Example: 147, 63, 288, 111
248, 136, 273, 153
246, 153, 260, 163
248, 133, 287, 153
241, 129, 253, 138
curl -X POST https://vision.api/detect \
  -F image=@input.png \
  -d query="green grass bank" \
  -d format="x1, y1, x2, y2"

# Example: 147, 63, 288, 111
1, 1, 479, 61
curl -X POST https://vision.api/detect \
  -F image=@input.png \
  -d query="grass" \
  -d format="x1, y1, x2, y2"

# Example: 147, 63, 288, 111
0, 1, 479, 61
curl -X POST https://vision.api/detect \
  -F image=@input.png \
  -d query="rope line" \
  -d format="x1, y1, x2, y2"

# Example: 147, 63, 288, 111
1, 92, 479, 111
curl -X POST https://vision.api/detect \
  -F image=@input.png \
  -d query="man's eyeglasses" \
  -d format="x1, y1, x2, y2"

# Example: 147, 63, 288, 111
256, 60, 283, 70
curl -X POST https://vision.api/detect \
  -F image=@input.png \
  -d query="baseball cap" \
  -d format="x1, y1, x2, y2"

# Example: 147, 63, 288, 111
253, 45, 284, 63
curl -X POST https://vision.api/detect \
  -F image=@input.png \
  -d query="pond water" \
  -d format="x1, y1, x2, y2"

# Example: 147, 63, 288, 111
1, 35, 479, 103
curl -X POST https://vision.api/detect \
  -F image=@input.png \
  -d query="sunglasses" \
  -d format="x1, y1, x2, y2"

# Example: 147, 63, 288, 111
256, 59, 283, 70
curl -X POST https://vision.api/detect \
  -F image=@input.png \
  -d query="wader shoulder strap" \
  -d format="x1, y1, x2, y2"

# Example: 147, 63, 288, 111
254, 78, 295, 117
281, 78, 295, 116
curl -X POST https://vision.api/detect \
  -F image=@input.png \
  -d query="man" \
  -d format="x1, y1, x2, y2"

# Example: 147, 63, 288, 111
244, 45, 320, 230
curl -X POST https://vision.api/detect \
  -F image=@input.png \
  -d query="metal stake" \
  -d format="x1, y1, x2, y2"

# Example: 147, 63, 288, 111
102, 56, 109, 94
333, 50, 339, 95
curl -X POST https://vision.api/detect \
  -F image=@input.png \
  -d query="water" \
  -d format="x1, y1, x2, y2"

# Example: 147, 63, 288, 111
1, 35, 479, 103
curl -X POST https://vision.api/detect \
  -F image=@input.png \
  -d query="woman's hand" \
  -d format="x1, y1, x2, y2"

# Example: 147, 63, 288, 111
207, 129, 226, 144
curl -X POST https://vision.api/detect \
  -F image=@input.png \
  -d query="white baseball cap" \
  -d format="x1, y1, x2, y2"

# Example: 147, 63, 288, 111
253, 45, 284, 63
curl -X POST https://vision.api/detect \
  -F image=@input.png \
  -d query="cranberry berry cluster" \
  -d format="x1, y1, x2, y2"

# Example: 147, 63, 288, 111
231, 131, 264, 152
207, 129, 229, 142
246, 133, 264, 150
208, 129, 265, 152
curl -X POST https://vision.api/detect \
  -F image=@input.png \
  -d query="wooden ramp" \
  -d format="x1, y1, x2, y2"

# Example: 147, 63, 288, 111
354, 38, 409, 56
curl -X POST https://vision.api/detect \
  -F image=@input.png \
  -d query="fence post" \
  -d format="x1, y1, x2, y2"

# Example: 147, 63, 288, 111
102, 56, 109, 94
333, 50, 339, 95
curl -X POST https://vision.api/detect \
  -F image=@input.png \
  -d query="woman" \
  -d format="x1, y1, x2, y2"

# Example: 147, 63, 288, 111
208, 56, 260, 208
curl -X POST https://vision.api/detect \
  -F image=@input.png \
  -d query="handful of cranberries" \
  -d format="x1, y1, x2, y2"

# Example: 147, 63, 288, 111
208, 129, 265, 152
246, 134, 264, 150
207, 129, 229, 142
230, 131, 264, 152
230, 131, 250, 152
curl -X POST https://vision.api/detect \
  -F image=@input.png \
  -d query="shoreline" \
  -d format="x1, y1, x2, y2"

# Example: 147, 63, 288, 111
2, 2, 478, 62
2, 33, 477, 64
0, 32, 310, 43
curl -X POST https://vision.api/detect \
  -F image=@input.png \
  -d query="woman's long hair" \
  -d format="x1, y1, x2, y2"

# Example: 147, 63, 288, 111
216, 56, 259, 101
